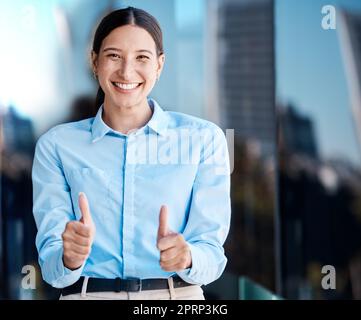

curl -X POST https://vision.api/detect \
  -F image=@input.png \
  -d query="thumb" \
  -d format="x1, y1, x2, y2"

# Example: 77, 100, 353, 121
157, 205, 169, 240
78, 192, 93, 227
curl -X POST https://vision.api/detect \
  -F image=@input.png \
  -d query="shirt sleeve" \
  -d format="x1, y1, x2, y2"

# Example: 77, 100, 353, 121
177, 125, 231, 286
32, 129, 84, 288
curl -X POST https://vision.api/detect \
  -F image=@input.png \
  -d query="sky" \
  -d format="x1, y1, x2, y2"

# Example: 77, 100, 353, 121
276, 0, 361, 165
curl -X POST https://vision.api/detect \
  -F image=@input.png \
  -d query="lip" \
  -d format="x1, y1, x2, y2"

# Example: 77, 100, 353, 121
111, 81, 143, 94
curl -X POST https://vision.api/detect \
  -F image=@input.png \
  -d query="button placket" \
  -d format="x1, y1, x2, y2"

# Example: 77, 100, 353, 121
122, 136, 137, 278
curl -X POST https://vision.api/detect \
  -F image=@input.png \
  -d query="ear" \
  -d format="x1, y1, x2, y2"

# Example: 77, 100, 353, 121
156, 53, 165, 79
91, 51, 98, 73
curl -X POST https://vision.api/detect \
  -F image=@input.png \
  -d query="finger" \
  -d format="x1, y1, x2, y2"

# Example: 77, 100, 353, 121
78, 192, 93, 226
71, 233, 92, 247
64, 242, 91, 256
62, 230, 91, 246
157, 233, 184, 251
157, 205, 169, 240
160, 248, 190, 266
63, 233, 92, 247
64, 250, 88, 262
71, 221, 92, 238
160, 246, 182, 262
161, 265, 186, 272
160, 258, 190, 272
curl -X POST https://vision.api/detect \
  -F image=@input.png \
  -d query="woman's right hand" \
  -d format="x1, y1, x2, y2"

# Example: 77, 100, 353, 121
62, 192, 96, 270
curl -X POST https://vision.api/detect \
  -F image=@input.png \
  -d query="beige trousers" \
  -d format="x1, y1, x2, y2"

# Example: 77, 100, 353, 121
59, 277, 205, 300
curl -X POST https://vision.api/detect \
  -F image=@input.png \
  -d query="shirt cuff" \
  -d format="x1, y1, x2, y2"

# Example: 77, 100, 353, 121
50, 247, 85, 288
176, 242, 204, 285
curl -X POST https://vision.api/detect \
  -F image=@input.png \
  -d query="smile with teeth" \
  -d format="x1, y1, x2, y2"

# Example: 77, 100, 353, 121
112, 82, 142, 90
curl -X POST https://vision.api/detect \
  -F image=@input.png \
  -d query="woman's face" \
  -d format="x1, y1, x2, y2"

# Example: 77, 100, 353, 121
92, 25, 164, 110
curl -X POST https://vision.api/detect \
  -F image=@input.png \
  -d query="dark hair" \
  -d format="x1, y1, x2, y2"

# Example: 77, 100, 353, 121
92, 7, 164, 112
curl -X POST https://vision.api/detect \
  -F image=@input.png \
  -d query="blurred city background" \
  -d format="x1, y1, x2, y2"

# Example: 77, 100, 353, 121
1, 0, 361, 300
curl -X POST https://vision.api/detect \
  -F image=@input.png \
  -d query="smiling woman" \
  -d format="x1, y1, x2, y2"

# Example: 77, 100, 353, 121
91, 9, 165, 134
32, 7, 231, 301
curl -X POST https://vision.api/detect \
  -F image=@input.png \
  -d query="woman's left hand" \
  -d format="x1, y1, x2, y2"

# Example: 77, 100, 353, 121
157, 205, 192, 272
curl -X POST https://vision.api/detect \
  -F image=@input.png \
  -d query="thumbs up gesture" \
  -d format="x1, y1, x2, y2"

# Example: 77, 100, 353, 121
62, 192, 96, 270
157, 205, 192, 272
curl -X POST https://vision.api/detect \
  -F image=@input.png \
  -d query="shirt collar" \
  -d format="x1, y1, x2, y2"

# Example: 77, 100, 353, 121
91, 98, 168, 143
146, 98, 169, 136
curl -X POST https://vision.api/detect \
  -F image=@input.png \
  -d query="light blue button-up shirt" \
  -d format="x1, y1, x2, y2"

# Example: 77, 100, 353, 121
32, 98, 231, 289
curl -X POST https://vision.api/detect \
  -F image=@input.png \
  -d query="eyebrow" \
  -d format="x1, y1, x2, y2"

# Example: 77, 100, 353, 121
103, 48, 153, 55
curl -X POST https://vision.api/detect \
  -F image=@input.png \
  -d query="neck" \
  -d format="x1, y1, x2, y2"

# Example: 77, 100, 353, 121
102, 98, 153, 134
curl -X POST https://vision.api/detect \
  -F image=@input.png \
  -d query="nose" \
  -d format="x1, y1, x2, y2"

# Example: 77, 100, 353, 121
117, 59, 134, 81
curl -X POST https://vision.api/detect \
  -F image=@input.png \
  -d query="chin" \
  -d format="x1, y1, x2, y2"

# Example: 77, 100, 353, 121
115, 98, 144, 109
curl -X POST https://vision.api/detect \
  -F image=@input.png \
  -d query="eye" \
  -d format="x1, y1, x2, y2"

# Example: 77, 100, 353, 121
107, 53, 120, 60
137, 55, 149, 61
